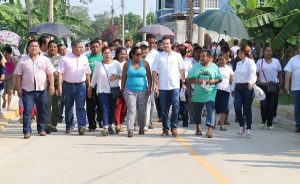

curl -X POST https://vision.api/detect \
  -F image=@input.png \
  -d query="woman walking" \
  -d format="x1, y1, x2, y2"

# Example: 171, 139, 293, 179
233, 45, 257, 138
216, 53, 234, 131
121, 46, 152, 137
256, 46, 282, 129
89, 47, 122, 136
114, 47, 128, 133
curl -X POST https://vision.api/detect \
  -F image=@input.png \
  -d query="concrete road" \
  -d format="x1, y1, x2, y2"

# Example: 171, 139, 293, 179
0, 108, 300, 184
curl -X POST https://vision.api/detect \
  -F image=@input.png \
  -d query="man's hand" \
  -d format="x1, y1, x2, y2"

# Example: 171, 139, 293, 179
196, 79, 204, 85
248, 82, 253, 90
17, 89, 22, 98
285, 85, 290, 95
231, 91, 235, 97
154, 86, 159, 97
206, 80, 215, 85
49, 85, 55, 96
146, 87, 151, 97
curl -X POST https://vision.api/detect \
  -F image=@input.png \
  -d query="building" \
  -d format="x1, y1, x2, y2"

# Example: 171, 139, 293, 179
156, 0, 233, 44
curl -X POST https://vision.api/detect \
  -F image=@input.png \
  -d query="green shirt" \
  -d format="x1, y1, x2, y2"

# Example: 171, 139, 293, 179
187, 62, 222, 103
87, 53, 103, 74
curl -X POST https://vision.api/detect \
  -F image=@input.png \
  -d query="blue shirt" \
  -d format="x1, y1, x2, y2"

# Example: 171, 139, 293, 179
126, 60, 147, 92
0, 65, 6, 90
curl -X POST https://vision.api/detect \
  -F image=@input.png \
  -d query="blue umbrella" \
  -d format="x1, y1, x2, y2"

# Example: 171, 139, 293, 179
193, 9, 249, 40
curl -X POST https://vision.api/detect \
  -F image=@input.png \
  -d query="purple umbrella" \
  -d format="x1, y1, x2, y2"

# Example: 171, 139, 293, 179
138, 24, 175, 37
0, 30, 22, 46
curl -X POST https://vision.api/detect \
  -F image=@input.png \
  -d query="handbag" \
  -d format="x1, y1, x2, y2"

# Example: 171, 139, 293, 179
254, 84, 266, 101
101, 62, 121, 100
261, 59, 278, 93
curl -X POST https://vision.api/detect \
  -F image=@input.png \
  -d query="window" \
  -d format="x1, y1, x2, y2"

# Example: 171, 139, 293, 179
258, 0, 264, 6
165, 0, 174, 8
205, 0, 218, 9
158, 0, 162, 9
194, 0, 200, 7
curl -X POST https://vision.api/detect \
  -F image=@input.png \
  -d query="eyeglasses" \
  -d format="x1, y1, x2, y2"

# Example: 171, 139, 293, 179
134, 53, 142, 56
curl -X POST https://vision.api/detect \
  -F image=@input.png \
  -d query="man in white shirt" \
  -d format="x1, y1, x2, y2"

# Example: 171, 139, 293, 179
284, 44, 300, 133
152, 37, 186, 137
231, 39, 240, 59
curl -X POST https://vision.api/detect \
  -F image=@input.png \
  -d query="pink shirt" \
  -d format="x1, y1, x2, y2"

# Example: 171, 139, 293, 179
14, 54, 55, 91
5, 58, 14, 74
57, 52, 91, 83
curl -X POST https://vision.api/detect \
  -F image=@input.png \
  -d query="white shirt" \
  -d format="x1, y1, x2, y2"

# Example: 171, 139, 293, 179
57, 52, 91, 83
218, 65, 234, 93
152, 51, 185, 90
256, 58, 282, 83
284, 54, 300, 91
233, 57, 257, 87
231, 46, 240, 59
146, 49, 159, 70
91, 60, 122, 94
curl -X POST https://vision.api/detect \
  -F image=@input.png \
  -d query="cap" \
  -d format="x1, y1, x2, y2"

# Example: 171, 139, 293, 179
140, 41, 149, 47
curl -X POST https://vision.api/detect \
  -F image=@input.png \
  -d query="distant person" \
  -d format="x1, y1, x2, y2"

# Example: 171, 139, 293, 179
58, 44, 67, 56
152, 37, 186, 137
125, 39, 133, 54
284, 44, 300, 133
38, 36, 50, 55
0, 52, 6, 119
57, 40, 91, 135
231, 39, 240, 59
256, 46, 282, 129
14, 40, 55, 139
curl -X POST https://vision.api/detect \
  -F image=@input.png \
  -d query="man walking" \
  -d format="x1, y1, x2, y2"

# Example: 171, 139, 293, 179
14, 40, 55, 139
45, 40, 61, 133
152, 37, 186, 137
86, 39, 103, 131
284, 44, 300, 133
57, 40, 91, 135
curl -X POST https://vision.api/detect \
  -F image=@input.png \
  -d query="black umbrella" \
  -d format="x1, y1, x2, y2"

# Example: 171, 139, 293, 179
27, 22, 75, 38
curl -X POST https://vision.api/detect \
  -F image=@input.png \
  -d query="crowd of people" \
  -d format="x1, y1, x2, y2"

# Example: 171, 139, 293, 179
0, 34, 299, 139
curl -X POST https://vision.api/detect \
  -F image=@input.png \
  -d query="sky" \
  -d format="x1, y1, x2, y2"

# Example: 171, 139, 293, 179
70, 0, 157, 19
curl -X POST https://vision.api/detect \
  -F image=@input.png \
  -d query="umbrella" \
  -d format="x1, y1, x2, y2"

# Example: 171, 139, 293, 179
27, 22, 75, 38
0, 30, 22, 46
138, 24, 175, 37
193, 10, 249, 40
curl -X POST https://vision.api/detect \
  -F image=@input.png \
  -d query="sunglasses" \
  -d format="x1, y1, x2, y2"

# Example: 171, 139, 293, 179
134, 53, 142, 56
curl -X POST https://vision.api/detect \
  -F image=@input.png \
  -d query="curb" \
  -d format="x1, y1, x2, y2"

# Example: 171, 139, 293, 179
253, 100, 294, 120
0, 109, 19, 132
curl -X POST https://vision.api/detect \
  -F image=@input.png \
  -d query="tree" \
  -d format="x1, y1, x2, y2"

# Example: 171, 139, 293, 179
230, 0, 300, 53
146, 12, 156, 25
186, 0, 194, 41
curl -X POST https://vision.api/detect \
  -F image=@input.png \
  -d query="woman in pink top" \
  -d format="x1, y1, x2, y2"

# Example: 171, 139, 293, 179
2, 46, 15, 110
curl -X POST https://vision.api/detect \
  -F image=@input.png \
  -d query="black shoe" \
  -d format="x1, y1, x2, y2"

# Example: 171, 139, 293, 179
189, 120, 194, 124
148, 124, 154, 129
51, 127, 58, 132
65, 128, 71, 134
88, 128, 95, 132
225, 120, 230, 125
98, 122, 103, 128
295, 128, 300, 133
45, 125, 52, 134
78, 127, 86, 135
24, 132, 31, 139
182, 124, 188, 127
138, 129, 145, 135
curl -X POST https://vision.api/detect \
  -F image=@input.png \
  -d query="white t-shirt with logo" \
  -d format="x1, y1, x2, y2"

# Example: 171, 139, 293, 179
284, 54, 300, 91
256, 58, 282, 83
217, 65, 234, 93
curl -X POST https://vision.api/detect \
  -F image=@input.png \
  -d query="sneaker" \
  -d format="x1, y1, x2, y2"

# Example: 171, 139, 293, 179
144, 126, 148, 131
115, 125, 121, 134
259, 123, 266, 129
78, 127, 86, 135
220, 126, 227, 131
102, 128, 108, 136
24, 132, 31, 139
246, 129, 252, 138
65, 128, 71, 134
108, 127, 115, 134
139, 129, 145, 135
267, 126, 274, 130
237, 126, 246, 136
128, 131, 133, 137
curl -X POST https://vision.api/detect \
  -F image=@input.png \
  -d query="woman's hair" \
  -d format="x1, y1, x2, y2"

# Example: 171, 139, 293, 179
101, 46, 111, 54
130, 46, 140, 58
218, 52, 229, 61
177, 44, 187, 58
114, 47, 127, 60
192, 46, 202, 57
240, 44, 253, 59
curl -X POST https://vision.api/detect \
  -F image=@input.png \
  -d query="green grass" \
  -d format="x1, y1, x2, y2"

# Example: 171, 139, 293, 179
278, 93, 294, 105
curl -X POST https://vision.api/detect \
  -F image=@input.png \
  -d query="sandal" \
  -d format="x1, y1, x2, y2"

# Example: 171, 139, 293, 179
195, 129, 202, 136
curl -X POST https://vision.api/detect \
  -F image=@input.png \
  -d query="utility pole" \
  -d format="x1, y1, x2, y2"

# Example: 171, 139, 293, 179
121, 0, 125, 46
24, 0, 32, 27
198, 0, 205, 46
48, 0, 54, 22
186, 0, 194, 42
111, 0, 114, 25
143, 0, 146, 40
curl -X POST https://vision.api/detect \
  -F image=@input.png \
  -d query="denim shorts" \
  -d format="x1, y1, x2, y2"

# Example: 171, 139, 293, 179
215, 90, 230, 114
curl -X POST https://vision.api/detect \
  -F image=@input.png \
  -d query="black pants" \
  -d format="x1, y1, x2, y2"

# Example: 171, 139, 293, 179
179, 98, 189, 127
86, 87, 102, 130
155, 96, 162, 119
260, 90, 278, 126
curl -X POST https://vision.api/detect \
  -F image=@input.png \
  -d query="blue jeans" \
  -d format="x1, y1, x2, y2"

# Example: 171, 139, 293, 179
193, 101, 215, 127
159, 89, 179, 130
234, 85, 254, 129
97, 93, 116, 128
58, 92, 65, 122
22, 90, 47, 134
292, 90, 300, 128
149, 90, 155, 124
63, 82, 87, 130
